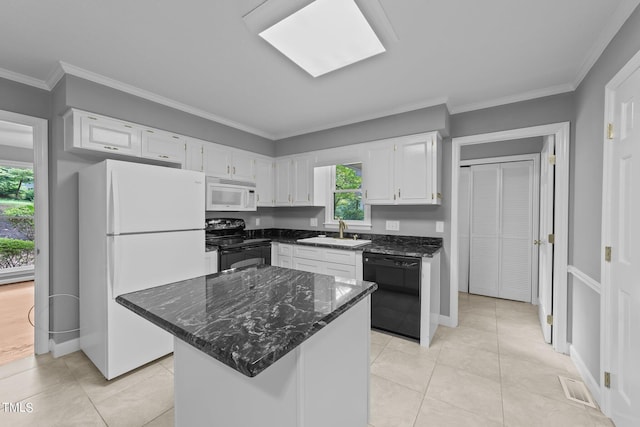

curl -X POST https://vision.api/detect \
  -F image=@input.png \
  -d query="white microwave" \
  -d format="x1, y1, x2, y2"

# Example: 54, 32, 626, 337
205, 177, 257, 211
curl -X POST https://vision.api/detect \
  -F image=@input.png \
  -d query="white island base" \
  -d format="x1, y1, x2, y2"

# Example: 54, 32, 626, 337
174, 297, 371, 427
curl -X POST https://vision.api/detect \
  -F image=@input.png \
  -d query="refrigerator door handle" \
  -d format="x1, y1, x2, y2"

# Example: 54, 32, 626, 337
109, 237, 118, 296
110, 170, 121, 235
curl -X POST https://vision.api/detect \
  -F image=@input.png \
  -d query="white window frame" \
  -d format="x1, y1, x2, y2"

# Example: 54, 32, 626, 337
323, 164, 372, 230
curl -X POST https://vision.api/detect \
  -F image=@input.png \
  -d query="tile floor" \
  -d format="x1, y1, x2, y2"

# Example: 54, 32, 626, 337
0, 293, 613, 426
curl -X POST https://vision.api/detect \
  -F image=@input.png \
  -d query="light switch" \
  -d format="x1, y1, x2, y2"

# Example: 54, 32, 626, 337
310, 218, 318, 227
255, 218, 261, 226
386, 220, 400, 231
436, 221, 444, 233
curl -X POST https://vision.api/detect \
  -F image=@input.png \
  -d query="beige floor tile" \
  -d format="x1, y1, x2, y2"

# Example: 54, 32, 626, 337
440, 325, 499, 354
370, 329, 393, 346
0, 357, 74, 402
438, 345, 500, 381
144, 408, 174, 427
369, 374, 422, 427
1, 379, 105, 427
425, 364, 503, 424
93, 368, 174, 427
370, 343, 385, 364
371, 348, 436, 393
503, 385, 599, 427
459, 311, 498, 333
498, 335, 576, 373
414, 396, 503, 427
385, 335, 441, 358
159, 354, 174, 373
0, 352, 56, 380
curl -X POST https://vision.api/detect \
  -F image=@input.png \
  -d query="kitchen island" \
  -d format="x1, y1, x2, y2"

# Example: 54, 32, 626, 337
116, 265, 377, 427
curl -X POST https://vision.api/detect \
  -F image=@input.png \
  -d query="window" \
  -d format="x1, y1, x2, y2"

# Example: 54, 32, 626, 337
324, 163, 371, 229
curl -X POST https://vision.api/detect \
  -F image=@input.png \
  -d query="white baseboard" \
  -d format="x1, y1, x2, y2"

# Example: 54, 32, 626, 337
570, 344, 602, 407
49, 338, 80, 358
439, 314, 456, 328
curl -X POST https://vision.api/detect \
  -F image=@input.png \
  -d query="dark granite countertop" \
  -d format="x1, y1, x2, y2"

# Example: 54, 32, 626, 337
116, 265, 377, 378
243, 228, 443, 258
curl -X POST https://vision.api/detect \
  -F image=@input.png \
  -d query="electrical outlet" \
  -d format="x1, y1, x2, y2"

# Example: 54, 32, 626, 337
385, 220, 400, 231
310, 218, 318, 227
255, 218, 261, 226
436, 221, 444, 233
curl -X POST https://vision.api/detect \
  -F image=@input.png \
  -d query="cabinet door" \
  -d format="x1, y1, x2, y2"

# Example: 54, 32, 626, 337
428, 134, 442, 205
292, 156, 312, 206
293, 258, 323, 274
363, 143, 395, 204
274, 158, 291, 205
141, 129, 186, 165
203, 144, 232, 178
231, 152, 255, 182
280, 256, 293, 269
79, 113, 142, 156
255, 158, 274, 206
185, 139, 204, 172
324, 263, 356, 279
395, 139, 429, 204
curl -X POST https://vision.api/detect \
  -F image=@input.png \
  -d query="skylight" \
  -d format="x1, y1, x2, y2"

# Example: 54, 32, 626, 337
259, 0, 386, 77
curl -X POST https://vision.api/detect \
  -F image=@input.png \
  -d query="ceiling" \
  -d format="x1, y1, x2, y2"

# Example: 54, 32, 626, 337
1, 0, 638, 140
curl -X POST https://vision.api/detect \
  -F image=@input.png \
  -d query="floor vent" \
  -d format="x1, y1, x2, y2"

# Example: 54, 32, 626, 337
558, 376, 597, 408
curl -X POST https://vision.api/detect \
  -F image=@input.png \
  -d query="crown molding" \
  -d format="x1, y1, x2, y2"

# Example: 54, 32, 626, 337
0, 66, 49, 90
448, 83, 575, 115
45, 63, 66, 90
572, 0, 640, 88
57, 62, 275, 139
272, 96, 449, 140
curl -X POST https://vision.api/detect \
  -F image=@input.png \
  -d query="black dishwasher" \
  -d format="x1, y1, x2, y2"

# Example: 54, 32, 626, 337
363, 252, 421, 340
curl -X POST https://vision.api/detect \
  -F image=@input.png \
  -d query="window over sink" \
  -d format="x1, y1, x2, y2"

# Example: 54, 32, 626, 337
316, 162, 371, 230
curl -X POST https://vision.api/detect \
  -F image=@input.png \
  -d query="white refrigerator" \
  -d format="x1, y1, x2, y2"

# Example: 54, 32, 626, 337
79, 159, 205, 380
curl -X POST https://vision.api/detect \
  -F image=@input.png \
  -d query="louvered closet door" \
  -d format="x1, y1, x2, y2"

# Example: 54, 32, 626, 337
458, 167, 472, 293
469, 161, 534, 302
469, 165, 501, 298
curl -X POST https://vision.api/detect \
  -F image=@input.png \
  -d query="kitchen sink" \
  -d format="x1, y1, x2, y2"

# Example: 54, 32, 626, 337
296, 237, 372, 247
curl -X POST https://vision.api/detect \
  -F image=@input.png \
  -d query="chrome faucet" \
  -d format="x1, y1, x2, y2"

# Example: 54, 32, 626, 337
338, 218, 348, 239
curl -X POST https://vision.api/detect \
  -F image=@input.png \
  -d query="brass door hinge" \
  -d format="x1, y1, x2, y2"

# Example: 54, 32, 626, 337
546, 314, 553, 325
605, 246, 612, 262
607, 123, 614, 140
549, 155, 556, 165
604, 371, 611, 388
548, 234, 555, 244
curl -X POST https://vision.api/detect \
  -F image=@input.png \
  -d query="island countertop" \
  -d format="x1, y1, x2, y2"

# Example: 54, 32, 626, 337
116, 265, 377, 377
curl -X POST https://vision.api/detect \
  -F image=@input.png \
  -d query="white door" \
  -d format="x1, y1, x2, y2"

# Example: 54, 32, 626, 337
292, 156, 312, 205
469, 161, 537, 302
108, 161, 204, 234
363, 142, 395, 204
538, 135, 555, 343
203, 144, 231, 178
231, 152, 255, 182
395, 139, 428, 203
607, 63, 640, 427
255, 158, 274, 206
458, 167, 472, 293
274, 158, 291, 205
469, 164, 501, 298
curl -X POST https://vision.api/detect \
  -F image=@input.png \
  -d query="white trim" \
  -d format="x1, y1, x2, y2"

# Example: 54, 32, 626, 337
0, 66, 49, 91
438, 314, 456, 328
600, 45, 640, 419
56, 62, 273, 139
460, 153, 541, 166
0, 159, 33, 169
451, 122, 570, 355
48, 338, 80, 358
572, 0, 640, 89
570, 344, 603, 408
0, 110, 49, 356
449, 84, 575, 115
568, 265, 601, 294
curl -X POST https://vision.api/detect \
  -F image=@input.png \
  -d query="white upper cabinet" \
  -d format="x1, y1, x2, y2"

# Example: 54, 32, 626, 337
65, 109, 142, 157
185, 138, 204, 172
203, 144, 255, 182
363, 132, 441, 205
140, 128, 186, 165
274, 155, 313, 206
255, 157, 275, 206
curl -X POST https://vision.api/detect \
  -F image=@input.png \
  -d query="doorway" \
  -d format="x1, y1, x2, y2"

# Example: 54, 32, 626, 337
450, 122, 570, 354
0, 110, 49, 359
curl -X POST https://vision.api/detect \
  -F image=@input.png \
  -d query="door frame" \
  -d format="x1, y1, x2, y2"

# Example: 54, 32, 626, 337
451, 122, 570, 354
601, 47, 640, 418
0, 110, 49, 355
460, 153, 541, 304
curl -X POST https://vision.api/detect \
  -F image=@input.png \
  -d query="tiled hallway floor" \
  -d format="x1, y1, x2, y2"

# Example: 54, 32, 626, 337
0, 293, 613, 426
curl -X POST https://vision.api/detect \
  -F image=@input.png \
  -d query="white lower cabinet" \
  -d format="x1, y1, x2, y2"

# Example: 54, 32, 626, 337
205, 250, 218, 275
273, 243, 293, 268
292, 246, 357, 279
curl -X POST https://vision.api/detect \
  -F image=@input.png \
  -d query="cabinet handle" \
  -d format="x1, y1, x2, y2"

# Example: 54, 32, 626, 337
365, 190, 367, 198
104, 146, 119, 151
172, 135, 180, 139
158, 155, 169, 159
398, 188, 401, 198
257, 194, 260, 202
393, 194, 396, 200
288, 194, 291, 202
227, 165, 230, 174
124, 124, 133, 128
308, 193, 310, 201
146, 129, 154, 133
233, 166, 236, 174
88, 116, 98, 120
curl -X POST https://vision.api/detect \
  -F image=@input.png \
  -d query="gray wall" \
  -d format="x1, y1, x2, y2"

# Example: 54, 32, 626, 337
460, 137, 543, 160
0, 145, 34, 163
569, 5, 640, 384
0, 77, 50, 120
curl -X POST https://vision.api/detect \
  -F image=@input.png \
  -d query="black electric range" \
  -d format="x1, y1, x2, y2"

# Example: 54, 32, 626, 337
205, 218, 271, 270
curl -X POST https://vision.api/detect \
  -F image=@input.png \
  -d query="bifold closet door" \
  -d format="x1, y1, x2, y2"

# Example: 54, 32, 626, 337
458, 167, 472, 293
469, 161, 534, 302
